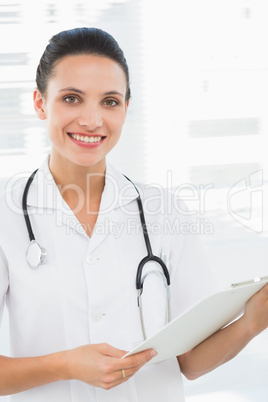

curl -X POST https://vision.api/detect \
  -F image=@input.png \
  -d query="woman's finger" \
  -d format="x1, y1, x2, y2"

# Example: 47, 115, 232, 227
121, 348, 157, 370
100, 348, 157, 389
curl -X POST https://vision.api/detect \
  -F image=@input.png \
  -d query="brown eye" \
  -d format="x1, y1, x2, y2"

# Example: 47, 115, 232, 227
64, 96, 79, 104
103, 99, 118, 107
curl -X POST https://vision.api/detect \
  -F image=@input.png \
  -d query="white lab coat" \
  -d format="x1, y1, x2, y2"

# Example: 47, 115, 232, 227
0, 157, 215, 401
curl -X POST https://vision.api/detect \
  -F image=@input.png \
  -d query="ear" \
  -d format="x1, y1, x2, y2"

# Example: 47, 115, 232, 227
33, 89, 46, 120
123, 99, 130, 122
126, 99, 130, 110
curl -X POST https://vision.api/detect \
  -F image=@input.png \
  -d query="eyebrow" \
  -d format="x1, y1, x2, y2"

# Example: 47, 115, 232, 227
59, 87, 124, 97
59, 87, 85, 95
104, 91, 124, 98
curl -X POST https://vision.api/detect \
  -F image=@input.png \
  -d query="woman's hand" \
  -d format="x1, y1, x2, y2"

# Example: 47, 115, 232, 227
178, 283, 268, 381
61, 343, 157, 390
0, 344, 156, 395
240, 283, 268, 336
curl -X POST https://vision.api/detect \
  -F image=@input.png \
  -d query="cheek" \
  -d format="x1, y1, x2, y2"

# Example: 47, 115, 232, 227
108, 111, 127, 133
45, 106, 73, 133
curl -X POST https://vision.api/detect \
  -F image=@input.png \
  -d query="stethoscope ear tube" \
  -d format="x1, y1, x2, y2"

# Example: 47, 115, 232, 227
137, 257, 171, 340
136, 255, 171, 290
131, 184, 171, 340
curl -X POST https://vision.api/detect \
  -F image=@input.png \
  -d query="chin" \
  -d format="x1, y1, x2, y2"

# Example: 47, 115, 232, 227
68, 154, 106, 169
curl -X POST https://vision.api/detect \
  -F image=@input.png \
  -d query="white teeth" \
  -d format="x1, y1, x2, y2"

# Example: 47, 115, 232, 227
69, 134, 102, 143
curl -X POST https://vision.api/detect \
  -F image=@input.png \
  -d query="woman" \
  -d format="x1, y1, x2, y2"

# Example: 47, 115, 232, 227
0, 27, 268, 401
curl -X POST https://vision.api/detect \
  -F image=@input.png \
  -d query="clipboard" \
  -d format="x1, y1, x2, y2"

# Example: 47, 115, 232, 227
123, 276, 268, 364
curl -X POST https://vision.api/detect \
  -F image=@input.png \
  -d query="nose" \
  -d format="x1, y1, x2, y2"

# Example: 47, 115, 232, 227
78, 104, 103, 131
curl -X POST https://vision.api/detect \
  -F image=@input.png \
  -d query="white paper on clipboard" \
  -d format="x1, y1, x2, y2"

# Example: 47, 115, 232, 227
123, 276, 268, 365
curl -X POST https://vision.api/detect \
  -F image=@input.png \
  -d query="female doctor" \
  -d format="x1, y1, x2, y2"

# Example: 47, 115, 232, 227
1, 27, 268, 402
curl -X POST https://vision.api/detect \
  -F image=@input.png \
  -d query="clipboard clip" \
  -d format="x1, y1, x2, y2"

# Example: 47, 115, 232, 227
231, 276, 268, 288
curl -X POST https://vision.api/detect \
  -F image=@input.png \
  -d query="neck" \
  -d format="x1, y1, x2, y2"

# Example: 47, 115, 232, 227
48, 151, 106, 210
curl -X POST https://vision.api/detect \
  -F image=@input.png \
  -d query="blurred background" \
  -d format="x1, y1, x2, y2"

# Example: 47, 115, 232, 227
0, 0, 268, 400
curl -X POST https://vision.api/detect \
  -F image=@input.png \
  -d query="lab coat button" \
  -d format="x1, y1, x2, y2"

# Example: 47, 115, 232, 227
86, 256, 98, 264
91, 310, 103, 322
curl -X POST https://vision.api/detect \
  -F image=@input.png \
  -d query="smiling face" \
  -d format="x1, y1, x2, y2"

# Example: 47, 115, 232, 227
34, 54, 129, 172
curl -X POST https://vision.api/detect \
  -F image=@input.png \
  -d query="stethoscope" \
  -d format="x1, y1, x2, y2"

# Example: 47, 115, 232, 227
22, 169, 171, 339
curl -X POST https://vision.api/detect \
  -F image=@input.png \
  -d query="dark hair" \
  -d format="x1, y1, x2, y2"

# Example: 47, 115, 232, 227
36, 27, 131, 100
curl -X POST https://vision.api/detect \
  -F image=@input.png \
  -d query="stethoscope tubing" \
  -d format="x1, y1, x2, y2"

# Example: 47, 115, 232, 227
123, 177, 171, 339
22, 169, 38, 242
123, 177, 171, 289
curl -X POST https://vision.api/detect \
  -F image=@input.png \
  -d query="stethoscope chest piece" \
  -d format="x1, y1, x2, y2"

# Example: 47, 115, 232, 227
26, 240, 47, 269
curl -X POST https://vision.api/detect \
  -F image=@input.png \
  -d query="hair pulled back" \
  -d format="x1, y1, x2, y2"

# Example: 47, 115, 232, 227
36, 27, 131, 100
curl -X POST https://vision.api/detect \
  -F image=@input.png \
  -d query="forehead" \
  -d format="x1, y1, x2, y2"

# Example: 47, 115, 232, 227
49, 54, 127, 92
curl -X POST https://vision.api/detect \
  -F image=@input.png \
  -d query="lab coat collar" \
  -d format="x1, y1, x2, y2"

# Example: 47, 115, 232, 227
26, 155, 139, 212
